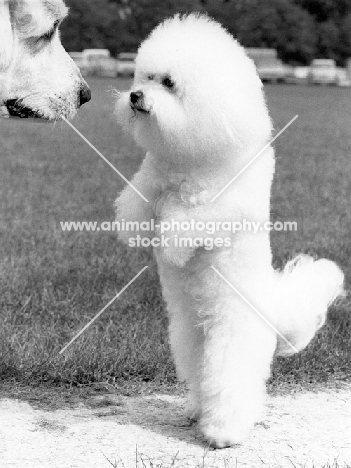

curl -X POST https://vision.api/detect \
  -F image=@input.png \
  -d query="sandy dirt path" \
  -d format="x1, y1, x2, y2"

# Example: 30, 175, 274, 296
0, 387, 350, 468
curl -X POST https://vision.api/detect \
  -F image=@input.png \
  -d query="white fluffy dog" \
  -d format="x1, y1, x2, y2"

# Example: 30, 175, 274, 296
115, 14, 344, 447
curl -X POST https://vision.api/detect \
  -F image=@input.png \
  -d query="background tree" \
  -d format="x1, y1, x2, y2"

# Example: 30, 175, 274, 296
60, 0, 351, 65
205, 0, 317, 64
61, 0, 123, 55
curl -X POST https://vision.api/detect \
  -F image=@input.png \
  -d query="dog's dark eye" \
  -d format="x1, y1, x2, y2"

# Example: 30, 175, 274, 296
162, 76, 175, 89
41, 20, 59, 41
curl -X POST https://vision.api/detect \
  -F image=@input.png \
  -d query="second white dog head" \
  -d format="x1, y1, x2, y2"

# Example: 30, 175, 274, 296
0, 0, 90, 121
116, 14, 272, 165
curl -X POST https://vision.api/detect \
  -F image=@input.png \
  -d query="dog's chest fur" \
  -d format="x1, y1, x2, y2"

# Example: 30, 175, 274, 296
151, 170, 211, 219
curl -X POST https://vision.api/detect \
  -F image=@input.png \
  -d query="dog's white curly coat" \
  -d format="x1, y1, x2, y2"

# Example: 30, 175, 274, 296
115, 14, 344, 448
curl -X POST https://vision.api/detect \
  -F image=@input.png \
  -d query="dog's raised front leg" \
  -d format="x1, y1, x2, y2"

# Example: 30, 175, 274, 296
115, 156, 158, 243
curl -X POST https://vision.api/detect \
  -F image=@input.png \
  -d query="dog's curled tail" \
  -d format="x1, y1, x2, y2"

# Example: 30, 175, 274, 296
275, 255, 344, 357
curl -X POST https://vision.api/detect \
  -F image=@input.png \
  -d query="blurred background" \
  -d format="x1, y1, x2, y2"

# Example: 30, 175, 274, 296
61, 0, 351, 86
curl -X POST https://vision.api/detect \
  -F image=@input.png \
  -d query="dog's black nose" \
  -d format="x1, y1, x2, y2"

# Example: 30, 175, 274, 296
130, 91, 143, 104
79, 85, 91, 106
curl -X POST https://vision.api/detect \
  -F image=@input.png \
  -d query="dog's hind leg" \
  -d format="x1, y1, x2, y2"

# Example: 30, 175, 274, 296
198, 295, 276, 448
156, 258, 204, 421
168, 302, 204, 421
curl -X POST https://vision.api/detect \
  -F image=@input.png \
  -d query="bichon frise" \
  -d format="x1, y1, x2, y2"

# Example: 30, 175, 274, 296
115, 14, 344, 448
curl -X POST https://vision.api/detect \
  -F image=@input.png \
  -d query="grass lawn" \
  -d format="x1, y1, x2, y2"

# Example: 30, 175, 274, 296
0, 79, 350, 395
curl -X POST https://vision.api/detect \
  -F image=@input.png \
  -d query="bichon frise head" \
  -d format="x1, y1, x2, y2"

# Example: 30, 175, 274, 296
116, 13, 272, 164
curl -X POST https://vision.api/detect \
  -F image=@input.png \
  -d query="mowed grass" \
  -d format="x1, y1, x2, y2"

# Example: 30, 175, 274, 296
0, 79, 350, 393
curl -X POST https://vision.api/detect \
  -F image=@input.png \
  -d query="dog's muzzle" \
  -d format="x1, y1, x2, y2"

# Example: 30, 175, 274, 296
4, 84, 91, 121
130, 91, 149, 113
5, 99, 45, 119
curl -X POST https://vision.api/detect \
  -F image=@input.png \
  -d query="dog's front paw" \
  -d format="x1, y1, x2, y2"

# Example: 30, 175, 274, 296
161, 245, 194, 267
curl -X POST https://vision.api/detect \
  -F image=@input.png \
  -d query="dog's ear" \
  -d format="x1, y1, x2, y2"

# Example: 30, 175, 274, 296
0, 0, 14, 71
